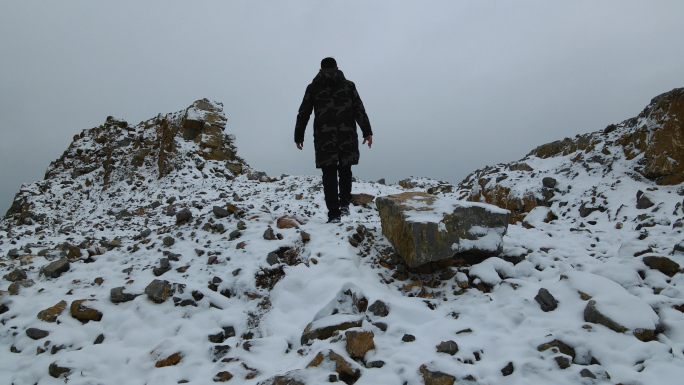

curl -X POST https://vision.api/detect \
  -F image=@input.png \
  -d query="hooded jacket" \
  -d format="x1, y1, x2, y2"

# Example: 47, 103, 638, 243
294, 69, 372, 168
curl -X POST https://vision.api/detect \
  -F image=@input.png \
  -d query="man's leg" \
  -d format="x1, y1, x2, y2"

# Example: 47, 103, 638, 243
321, 165, 341, 220
338, 164, 352, 211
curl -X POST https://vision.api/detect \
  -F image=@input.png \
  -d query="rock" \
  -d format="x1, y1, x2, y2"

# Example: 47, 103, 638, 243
176, 208, 193, 224
501, 362, 514, 376
70, 299, 103, 323
402, 334, 416, 342
351, 193, 375, 206
256, 372, 307, 385
37, 300, 67, 322
537, 339, 576, 361
345, 330, 375, 358
300, 231, 310, 243
420, 365, 455, 385
307, 349, 361, 385
276, 216, 299, 229
534, 288, 558, 312
301, 315, 363, 345
26, 327, 50, 340
555, 356, 571, 369
8, 279, 34, 295
584, 300, 628, 333
145, 279, 174, 303
368, 300, 390, 317
94, 334, 105, 344
213, 205, 229, 218
580, 369, 597, 379
376, 192, 509, 268
229, 230, 241, 241
579, 202, 605, 218
110, 286, 139, 303
436, 340, 459, 355
153, 258, 171, 276
213, 371, 233, 382
675, 241, 684, 254
7, 248, 20, 258
40, 258, 70, 278
49, 362, 71, 378
212, 345, 231, 361
264, 227, 277, 240
162, 236, 175, 247
155, 352, 182, 367
4, 268, 27, 282
237, 220, 247, 230
542, 177, 557, 188
643, 256, 680, 277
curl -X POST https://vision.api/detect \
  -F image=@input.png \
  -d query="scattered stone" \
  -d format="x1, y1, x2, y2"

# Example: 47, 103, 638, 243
276, 216, 299, 229
555, 356, 571, 369
213, 371, 233, 382
212, 345, 231, 361
535, 288, 558, 312
26, 327, 50, 340
0, 304, 9, 314
70, 299, 103, 323
155, 352, 182, 367
176, 208, 193, 224
37, 300, 68, 322
162, 236, 175, 247
301, 316, 364, 345
402, 334, 416, 342
256, 372, 307, 385
229, 230, 241, 240
542, 177, 557, 188
537, 340, 576, 362
4, 268, 27, 282
264, 227, 277, 240
580, 369, 597, 379
420, 365, 455, 385
579, 202, 605, 218
40, 258, 70, 278
237, 220, 247, 230
366, 360, 385, 369
7, 248, 20, 258
145, 279, 174, 303
345, 330, 375, 358
307, 349, 361, 385
501, 362, 514, 376
94, 334, 105, 344
642, 256, 680, 277
436, 340, 459, 355
93, 277, 104, 285
636, 191, 656, 209
300, 231, 310, 243
213, 206, 229, 218
267, 252, 279, 266
110, 286, 139, 304
368, 300, 390, 317
153, 258, 171, 276
351, 193, 375, 206
49, 362, 71, 378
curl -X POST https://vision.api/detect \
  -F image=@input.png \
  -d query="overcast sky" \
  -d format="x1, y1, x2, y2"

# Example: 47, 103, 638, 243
2, 1, 683, 214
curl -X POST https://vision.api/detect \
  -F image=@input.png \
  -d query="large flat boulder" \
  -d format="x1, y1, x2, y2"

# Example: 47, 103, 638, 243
376, 192, 509, 268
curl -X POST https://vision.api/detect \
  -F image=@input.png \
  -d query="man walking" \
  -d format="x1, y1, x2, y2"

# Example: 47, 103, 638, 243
295, 57, 373, 223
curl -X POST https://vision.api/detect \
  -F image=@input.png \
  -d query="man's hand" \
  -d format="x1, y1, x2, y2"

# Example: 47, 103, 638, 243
296, 142, 303, 150
363, 135, 373, 149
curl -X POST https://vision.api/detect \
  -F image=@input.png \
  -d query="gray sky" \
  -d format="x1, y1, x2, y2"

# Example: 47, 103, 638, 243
2, 1, 684, 214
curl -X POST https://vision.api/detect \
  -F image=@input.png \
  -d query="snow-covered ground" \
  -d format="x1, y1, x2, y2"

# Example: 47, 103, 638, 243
1, 101, 684, 384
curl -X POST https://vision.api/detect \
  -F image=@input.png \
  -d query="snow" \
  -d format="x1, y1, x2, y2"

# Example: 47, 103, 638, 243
2, 109, 684, 384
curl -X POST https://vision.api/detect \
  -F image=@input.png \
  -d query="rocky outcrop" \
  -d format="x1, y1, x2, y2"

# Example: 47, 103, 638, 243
376, 192, 509, 268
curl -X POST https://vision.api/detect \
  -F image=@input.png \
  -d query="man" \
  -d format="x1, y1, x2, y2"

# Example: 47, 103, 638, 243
295, 57, 373, 223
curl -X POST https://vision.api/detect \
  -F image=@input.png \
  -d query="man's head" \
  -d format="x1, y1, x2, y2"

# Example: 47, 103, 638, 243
321, 57, 337, 70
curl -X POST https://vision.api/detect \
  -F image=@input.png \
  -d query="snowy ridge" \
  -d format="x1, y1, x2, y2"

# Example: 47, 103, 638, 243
1, 96, 684, 384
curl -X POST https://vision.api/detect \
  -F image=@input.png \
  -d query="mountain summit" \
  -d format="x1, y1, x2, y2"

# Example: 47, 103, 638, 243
1, 92, 684, 384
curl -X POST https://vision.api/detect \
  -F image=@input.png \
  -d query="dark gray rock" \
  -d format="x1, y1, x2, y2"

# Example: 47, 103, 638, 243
237, 221, 247, 230
135, 228, 152, 240
580, 369, 596, 379
7, 248, 19, 258
229, 230, 241, 241
535, 288, 558, 312
162, 236, 175, 247
637, 192, 656, 209
501, 362, 514, 376
40, 258, 70, 278
263, 227, 277, 241
153, 258, 171, 276
110, 287, 139, 303
366, 360, 385, 369
436, 340, 459, 355
213, 206, 229, 218
368, 300, 390, 317
26, 327, 50, 340
8, 279, 35, 295
176, 208, 193, 224
584, 300, 627, 333
145, 279, 174, 304
542, 177, 557, 189
643, 256, 680, 276
579, 202, 606, 218
675, 241, 684, 254
94, 334, 105, 344
4, 268, 27, 282
266, 252, 279, 266
301, 316, 363, 345
402, 334, 416, 342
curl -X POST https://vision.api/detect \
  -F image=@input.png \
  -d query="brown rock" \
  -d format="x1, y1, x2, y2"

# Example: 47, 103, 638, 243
351, 193, 375, 206
301, 316, 363, 345
49, 362, 71, 378
213, 371, 233, 382
642, 256, 680, 277
537, 339, 576, 361
155, 352, 182, 367
307, 349, 360, 384
345, 330, 375, 358
276, 216, 299, 229
37, 300, 68, 322
419, 365, 455, 385
70, 299, 103, 323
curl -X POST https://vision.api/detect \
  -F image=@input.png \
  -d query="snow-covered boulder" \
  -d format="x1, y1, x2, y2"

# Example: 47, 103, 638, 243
376, 192, 509, 268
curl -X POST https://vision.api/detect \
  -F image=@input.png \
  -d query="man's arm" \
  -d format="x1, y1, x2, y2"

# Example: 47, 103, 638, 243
350, 84, 372, 139
294, 84, 313, 148
363, 135, 372, 149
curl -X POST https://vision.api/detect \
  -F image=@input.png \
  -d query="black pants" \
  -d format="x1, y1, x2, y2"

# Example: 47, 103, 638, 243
322, 164, 352, 219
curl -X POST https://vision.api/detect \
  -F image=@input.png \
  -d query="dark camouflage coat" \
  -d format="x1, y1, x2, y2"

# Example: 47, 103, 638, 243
294, 69, 372, 168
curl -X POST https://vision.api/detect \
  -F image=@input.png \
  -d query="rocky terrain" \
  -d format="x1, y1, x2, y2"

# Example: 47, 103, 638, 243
1, 90, 683, 384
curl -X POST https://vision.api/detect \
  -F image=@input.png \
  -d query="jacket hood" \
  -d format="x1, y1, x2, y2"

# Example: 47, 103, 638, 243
312, 69, 346, 86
